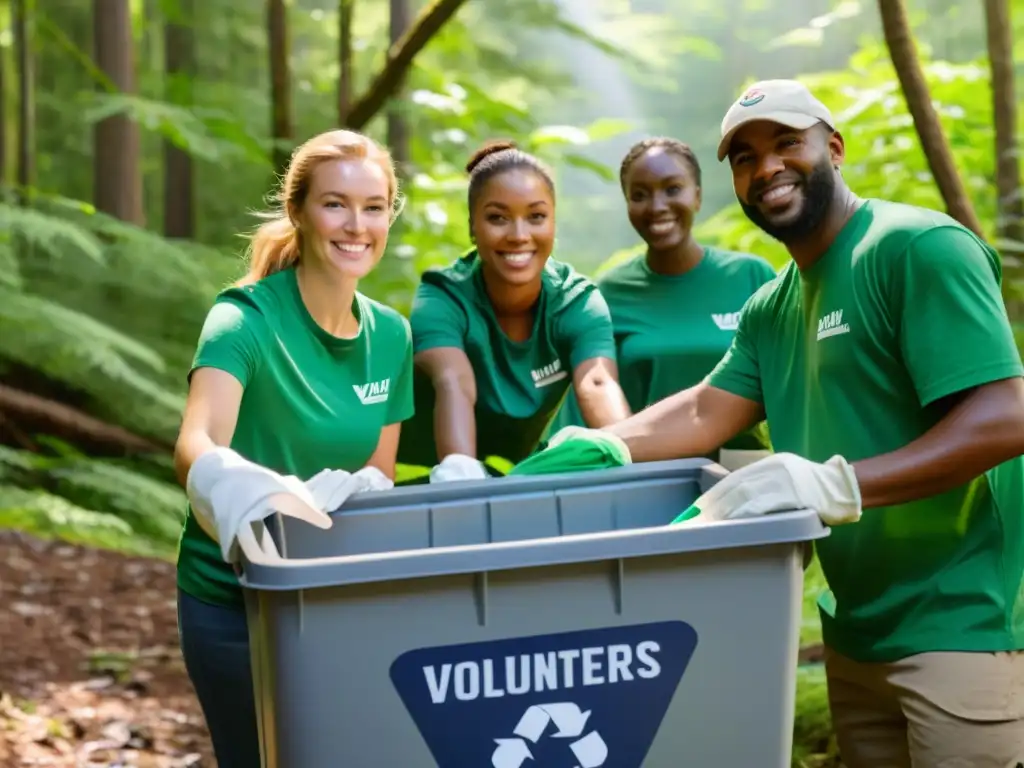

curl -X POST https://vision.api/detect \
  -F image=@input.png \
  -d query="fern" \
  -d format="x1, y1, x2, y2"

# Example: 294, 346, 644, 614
0, 240, 21, 288
0, 286, 184, 438
0, 203, 106, 267
0, 445, 184, 556
0, 485, 174, 559
46, 458, 186, 545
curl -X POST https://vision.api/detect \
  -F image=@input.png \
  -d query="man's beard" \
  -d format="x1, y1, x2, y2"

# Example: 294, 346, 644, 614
739, 160, 835, 244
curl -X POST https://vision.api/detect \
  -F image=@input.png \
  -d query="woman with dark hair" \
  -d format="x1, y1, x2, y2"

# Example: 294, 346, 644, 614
397, 140, 630, 480
551, 137, 777, 468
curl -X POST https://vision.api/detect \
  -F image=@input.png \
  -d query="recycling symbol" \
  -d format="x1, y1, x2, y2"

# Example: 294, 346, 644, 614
491, 702, 607, 768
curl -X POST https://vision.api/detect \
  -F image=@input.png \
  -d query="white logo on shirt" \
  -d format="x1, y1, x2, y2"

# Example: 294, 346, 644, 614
531, 359, 567, 388
712, 312, 741, 331
817, 309, 850, 341
353, 378, 390, 405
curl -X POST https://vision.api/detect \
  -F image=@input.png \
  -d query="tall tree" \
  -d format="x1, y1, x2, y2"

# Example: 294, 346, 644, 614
93, 0, 144, 225
339, 0, 353, 124
268, 0, 292, 177
877, 0, 984, 238
388, 0, 411, 176
163, 0, 195, 238
14, 0, 33, 205
983, 0, 1022, 250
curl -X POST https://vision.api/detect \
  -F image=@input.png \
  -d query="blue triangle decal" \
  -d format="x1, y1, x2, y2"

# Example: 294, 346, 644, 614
390, 620, 698, 767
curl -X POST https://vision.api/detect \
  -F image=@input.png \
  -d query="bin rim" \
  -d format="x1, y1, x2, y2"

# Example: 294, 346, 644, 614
236, 507, 829, 592
328, 457, 716, 513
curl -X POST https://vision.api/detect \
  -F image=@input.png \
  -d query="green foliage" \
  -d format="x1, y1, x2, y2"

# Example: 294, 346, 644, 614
0, 445, 184, 558
792, 665, 841, 767
0, 195, 240, 441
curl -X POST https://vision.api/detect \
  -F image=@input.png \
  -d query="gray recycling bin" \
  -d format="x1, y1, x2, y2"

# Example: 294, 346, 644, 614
236, 458, 828, 768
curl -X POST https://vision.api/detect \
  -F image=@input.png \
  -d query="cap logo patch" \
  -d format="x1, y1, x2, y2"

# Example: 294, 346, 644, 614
738, 89, 765, 107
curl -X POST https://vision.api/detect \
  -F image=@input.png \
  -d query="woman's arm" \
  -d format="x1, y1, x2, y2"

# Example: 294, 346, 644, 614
414, 347, 478, 459
573, 356, 631, 428
173, 367, 244, 487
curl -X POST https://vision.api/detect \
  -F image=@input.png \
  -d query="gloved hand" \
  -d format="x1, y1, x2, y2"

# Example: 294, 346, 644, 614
304, 466, 394, 510
186, 446, 332, 563
682, 452, 862, 527
429, 453, 489, 483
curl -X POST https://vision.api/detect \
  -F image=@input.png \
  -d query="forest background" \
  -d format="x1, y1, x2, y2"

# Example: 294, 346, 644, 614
0, 0, 1020, 765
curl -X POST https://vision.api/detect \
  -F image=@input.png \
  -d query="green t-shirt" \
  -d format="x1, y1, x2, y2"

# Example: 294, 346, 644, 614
707, 199, 1024, 662
176, 266, 415, 607
397, 250, 617, 468
550, 247, 777, 451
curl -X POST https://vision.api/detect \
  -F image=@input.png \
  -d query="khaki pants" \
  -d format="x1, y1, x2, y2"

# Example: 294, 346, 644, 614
824, 645, 1024, 767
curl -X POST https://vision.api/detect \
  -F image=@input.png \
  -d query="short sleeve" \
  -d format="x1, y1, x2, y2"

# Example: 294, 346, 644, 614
558, 285, 619, 368
190, 298, 264, 388
895, 226, 1024, 406
705, 296, 764, 403
752, 258, 778, 289
409, 279, 469, 354
387, 317, 416, 424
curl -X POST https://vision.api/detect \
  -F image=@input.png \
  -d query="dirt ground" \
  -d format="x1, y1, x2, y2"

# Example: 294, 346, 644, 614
0, 530, 214, 767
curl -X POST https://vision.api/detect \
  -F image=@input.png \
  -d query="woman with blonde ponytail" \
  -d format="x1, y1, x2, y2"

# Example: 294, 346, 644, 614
172, 129, 413, 767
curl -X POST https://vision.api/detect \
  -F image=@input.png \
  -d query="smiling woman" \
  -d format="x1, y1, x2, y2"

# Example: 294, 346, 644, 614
396, 141, 631, 480
171, 129, 415, 766
549, 137, 777, 469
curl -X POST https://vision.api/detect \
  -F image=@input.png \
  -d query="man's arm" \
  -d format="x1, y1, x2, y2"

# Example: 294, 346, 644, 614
856, 225, 1024, 507
853, 377, 1024, 508
605, 381, 764, 462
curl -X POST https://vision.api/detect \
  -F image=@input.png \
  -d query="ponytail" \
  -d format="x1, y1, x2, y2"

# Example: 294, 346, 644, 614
236, 215, 300, 287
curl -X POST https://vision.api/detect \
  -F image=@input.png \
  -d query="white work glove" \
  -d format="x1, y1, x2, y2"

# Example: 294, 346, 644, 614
685, 452, 862, 526
429, 453, 489, 483
186, 447, 331, 563
304, 466, 394, 510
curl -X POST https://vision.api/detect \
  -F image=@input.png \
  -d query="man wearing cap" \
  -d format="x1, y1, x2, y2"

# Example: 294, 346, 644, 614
604, 79, 1024, 766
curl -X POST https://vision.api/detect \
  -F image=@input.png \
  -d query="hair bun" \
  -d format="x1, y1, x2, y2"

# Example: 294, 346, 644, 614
465, 140, 518, 174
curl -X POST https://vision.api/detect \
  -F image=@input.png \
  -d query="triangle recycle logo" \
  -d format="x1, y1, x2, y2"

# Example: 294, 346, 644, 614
390, 620, 698, 767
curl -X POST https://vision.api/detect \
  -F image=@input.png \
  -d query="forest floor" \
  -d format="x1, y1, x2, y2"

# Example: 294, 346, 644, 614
0, 530, 213, 767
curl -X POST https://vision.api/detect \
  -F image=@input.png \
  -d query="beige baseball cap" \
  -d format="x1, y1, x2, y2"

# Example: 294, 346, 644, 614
717, 79, 835, 162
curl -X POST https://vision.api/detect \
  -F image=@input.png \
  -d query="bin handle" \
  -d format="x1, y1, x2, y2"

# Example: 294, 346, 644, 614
236, 518, 284, 565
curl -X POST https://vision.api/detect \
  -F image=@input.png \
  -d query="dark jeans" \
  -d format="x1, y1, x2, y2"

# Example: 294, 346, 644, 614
177, 588, 262, 768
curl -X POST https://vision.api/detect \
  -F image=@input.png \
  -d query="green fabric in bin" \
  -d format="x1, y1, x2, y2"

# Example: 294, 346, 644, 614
507, 426, 631, 476
671, 504, 702, 524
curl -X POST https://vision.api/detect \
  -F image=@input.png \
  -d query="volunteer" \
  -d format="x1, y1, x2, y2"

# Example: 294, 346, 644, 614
605, 79, 1024, 766
397, 141, 630, 479
550, 137, 777, 469
173, 129, 414, 767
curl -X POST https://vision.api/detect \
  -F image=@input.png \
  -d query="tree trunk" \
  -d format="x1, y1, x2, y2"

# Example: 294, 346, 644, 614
877, 0, 984, 238
14, 0, 33, 206
387, 0, 411, 176
163, 0, 195, 239
0, 384, 169, 455
983, 0, 1022, 248
339, 0, 353, 124
267, 0, 292, 177
93, 0, 144, 225
983, 0, 1023, 321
